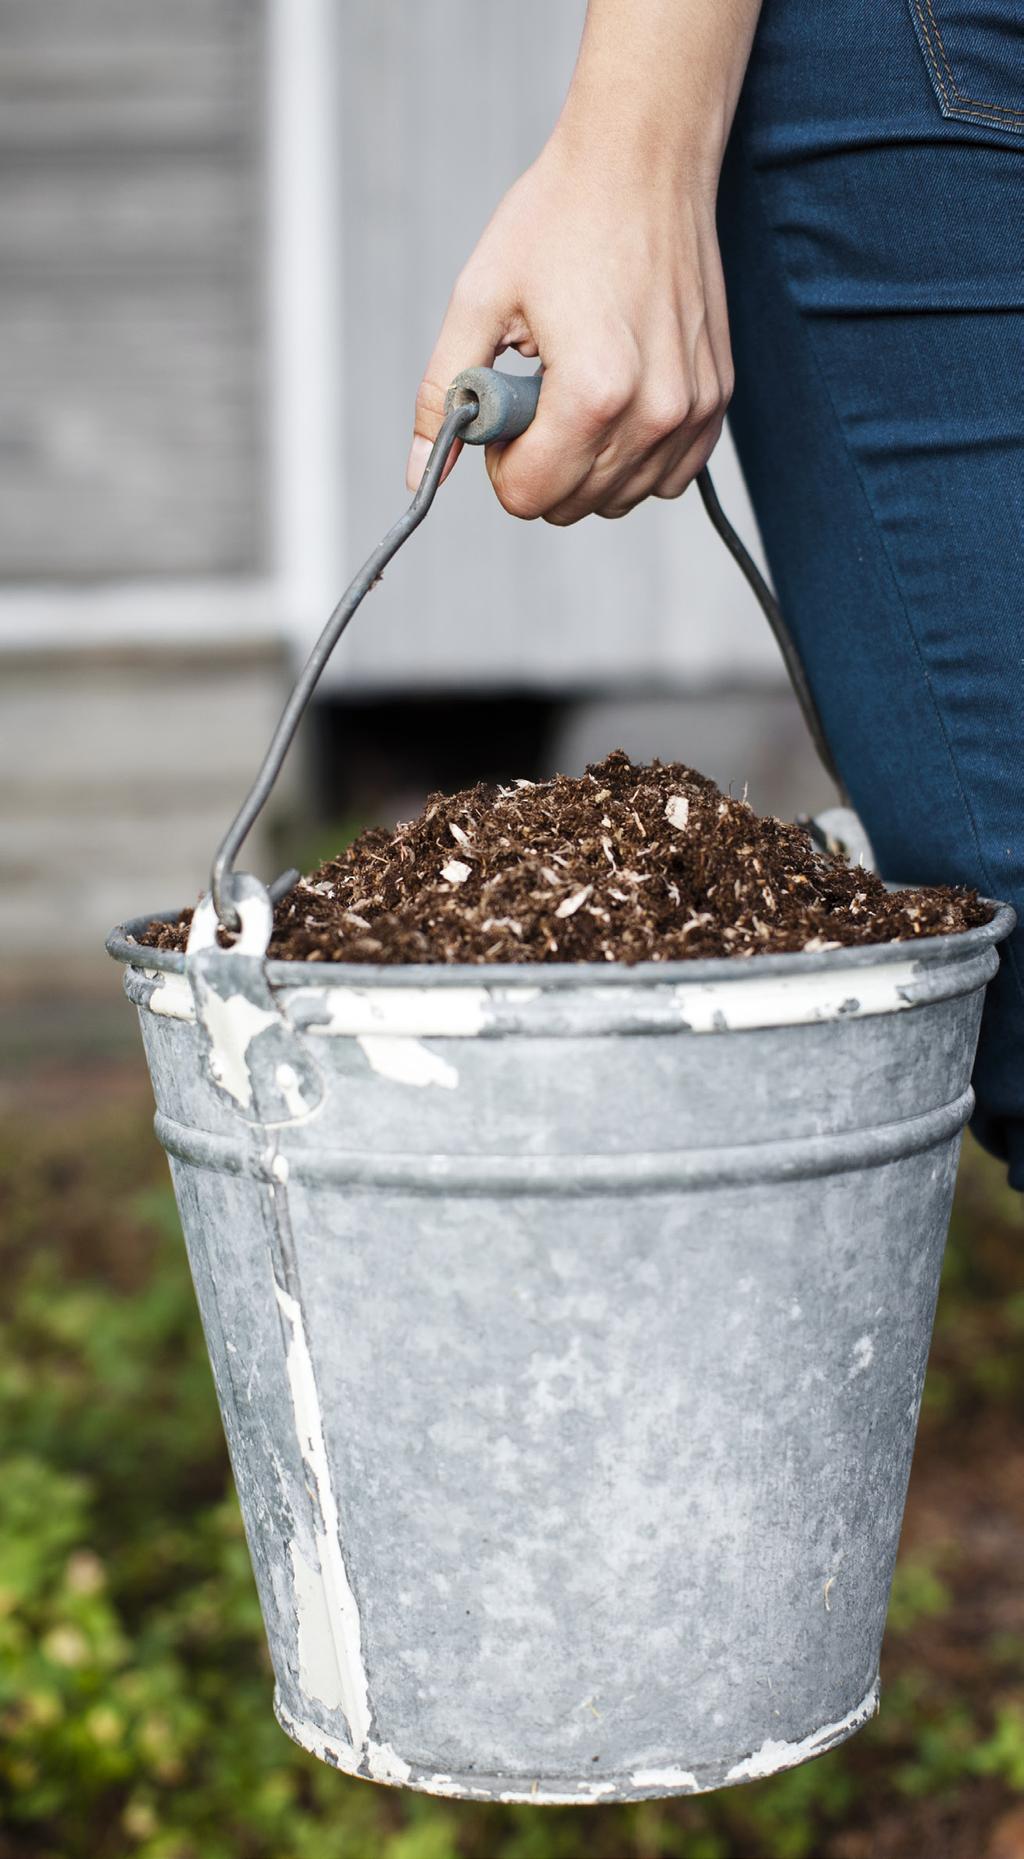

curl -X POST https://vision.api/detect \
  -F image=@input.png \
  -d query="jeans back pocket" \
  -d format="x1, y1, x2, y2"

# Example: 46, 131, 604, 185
908, 0, 1024, 134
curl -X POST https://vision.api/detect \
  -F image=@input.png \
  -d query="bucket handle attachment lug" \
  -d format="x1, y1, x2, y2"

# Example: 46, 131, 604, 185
186, 873, 324, 1126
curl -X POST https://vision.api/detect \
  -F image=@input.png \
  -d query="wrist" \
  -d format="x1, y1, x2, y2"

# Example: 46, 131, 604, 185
548, 97, 726, 202
552, 0, 760, 198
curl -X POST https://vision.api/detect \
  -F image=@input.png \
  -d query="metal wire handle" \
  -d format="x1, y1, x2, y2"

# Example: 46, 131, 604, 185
694, 470, 838, 789
210, 370, 839, 933
210, 397, 478, 930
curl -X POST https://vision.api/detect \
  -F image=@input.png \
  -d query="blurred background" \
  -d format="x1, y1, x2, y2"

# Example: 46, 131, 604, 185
0, 5, 1021, 1858
0, 0, 833, 1022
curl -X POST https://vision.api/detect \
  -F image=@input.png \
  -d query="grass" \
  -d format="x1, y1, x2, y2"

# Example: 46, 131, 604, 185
0, 1059, 1021, 1859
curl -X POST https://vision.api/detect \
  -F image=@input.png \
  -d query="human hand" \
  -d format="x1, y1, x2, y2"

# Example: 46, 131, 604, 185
405, 131, 733, 527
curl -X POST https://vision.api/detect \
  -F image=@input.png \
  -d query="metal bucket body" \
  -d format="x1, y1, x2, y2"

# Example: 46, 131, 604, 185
110, 905, 1012, 1802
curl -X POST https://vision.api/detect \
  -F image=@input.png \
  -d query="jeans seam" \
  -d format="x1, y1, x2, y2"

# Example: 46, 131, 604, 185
744, 161, 1024, 1013
923, 0, 1024, 119
910, 0, 1024, 132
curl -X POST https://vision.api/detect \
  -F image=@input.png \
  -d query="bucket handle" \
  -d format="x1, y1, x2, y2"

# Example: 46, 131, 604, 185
209, 368, 839, 935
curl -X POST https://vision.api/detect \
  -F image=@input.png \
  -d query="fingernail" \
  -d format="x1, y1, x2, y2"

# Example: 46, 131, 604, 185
405, 435, 431, 490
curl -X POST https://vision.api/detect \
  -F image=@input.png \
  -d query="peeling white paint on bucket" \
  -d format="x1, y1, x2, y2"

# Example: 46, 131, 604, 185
274, 1280, 372, 1751
356, 1033, 459, 1089
723, 1680, 880, 1783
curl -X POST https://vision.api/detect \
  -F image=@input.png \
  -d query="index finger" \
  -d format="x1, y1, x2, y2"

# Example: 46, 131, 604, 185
407, 285, 507, 491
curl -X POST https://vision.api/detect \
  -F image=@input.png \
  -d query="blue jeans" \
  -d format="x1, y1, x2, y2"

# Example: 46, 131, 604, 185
718, 0, 1024, 1187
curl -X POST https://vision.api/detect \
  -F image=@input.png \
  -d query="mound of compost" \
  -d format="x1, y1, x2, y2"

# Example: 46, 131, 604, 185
139, 751, 990, 966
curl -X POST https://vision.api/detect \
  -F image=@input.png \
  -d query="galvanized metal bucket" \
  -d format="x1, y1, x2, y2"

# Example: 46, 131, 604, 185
108, 885, 1014, 1802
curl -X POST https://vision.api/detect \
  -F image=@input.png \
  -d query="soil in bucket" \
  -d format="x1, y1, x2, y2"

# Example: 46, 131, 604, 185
138, 752, 990, 966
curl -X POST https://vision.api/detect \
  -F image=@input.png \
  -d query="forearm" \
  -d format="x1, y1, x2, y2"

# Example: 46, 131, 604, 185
559, 0, 762, 188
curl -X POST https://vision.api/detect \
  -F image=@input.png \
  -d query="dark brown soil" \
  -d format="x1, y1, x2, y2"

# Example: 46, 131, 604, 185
139, 752, 990, 965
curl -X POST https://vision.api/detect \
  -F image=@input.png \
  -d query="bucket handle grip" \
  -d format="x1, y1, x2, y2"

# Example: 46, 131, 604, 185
208, 367, 839, 936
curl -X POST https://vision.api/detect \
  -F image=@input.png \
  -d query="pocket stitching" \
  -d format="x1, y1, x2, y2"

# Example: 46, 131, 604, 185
912, 0, 1024, 125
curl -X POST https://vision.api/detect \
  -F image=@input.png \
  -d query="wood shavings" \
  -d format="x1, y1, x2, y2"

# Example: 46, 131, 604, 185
555, 887, 593, 919
144, 751, 991, 967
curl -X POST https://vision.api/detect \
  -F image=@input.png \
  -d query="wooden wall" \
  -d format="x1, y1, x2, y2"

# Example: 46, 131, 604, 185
0, 3, 285, 987
0, 0, 266, 580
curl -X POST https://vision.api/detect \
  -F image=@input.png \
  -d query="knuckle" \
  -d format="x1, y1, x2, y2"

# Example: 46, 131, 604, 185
572, 365, 638, 435
414, 376, 446, 424
450, 266, 493, 322
635, 387, 691, 447
494, 476, 542, 522
692, 376, 726, 428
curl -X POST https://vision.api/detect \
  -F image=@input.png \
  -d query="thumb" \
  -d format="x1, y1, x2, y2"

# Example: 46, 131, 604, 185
406, 276, 509, 491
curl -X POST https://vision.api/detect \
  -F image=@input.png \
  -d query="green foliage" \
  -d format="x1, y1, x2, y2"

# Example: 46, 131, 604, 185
885, 1552, 952, 1635
926, 1154, 1024, 1425
892, 1700, 977, 1799
729, 1756, 856, 1859
0, 1098, 1021, 1859
971, 1701, 1024, 1791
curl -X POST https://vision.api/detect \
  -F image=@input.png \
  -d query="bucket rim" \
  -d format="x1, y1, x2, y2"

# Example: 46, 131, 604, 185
106, 897, 1015, 990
